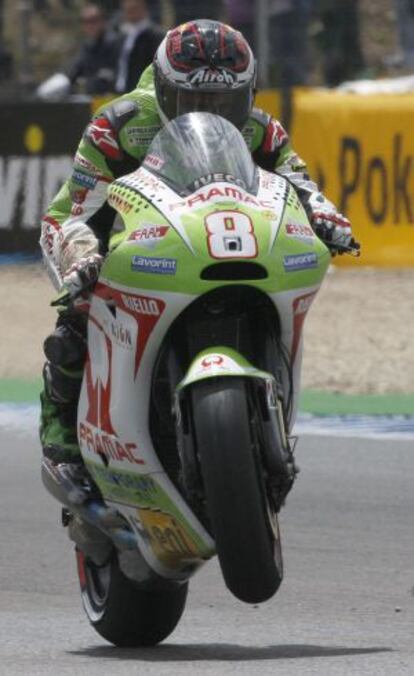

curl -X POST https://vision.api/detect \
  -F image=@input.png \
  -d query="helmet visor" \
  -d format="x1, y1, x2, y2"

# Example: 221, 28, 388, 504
157, 80, 253, 130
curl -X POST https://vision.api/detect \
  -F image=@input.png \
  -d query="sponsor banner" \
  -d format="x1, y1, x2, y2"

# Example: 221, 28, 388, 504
291, 89, 414, 266
0, 102, 90, 253
131, 255, 177, 275
128, 224, 169, 248
283, 252, 318, 272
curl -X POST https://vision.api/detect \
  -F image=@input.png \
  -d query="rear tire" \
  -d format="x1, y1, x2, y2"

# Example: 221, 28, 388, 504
190, 377, 282, 603
76, 550, 188, 646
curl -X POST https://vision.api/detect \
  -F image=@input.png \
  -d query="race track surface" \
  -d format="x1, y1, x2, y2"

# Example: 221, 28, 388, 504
1, 427, 414, 675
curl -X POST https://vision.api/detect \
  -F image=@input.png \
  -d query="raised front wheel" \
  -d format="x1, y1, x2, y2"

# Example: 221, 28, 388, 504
190, 377, 282, 603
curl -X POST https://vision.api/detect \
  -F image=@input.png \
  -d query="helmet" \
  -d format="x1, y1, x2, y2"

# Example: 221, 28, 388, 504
153, 20, 256, 130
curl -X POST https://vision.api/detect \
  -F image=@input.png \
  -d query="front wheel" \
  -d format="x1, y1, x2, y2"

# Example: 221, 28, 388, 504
190, 377, 283, 604
76, 550, 188, 646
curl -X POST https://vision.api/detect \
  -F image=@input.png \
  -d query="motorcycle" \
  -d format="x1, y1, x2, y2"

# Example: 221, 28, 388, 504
42, 112, 357, 647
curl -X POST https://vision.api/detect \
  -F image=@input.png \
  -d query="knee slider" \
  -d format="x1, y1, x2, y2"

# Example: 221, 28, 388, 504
43, 362, 82, 404
43, 321, 87, 367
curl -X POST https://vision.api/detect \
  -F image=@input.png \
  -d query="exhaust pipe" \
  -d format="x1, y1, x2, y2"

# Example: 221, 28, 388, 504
41, 457, 137, 550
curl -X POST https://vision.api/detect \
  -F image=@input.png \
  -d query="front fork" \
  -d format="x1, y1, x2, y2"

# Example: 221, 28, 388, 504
175, 347, 298, 514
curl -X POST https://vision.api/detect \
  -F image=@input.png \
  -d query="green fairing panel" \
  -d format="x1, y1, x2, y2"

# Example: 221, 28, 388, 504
105, 177, 330, 295
85, 461, 213, 556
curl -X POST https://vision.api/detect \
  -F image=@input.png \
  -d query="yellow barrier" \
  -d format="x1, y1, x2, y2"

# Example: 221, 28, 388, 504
291, 89, 414, 267
92, 89, 282, 118
255, 89, 282, 121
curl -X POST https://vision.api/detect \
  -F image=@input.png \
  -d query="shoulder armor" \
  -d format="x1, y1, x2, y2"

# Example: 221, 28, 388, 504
104, 99, 140, 133
250, 107, 272, 128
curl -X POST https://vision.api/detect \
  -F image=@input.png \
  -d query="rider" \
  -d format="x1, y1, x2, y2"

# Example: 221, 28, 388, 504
40, 19, 355, 469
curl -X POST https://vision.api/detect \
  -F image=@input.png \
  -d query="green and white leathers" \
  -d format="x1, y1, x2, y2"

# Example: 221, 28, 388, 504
40, 64, 329, 289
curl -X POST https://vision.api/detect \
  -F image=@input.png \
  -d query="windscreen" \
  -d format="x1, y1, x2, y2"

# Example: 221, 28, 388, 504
142, 112, 258, 196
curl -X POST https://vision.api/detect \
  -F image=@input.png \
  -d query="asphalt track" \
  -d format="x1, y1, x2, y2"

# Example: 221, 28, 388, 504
1, 426, 414, 675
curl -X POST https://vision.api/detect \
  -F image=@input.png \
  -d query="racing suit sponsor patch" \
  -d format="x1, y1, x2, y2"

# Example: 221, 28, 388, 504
125, 125, 161, 147
72, 170, 98, 190
74, 152, 99, 173
86, 117, 122, 160
283, 252, 318, 272
70, 187, 89, 204
131, 255, 177, 275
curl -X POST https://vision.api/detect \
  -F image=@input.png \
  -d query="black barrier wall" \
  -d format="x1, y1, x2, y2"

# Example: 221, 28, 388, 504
0, 102, 91, 254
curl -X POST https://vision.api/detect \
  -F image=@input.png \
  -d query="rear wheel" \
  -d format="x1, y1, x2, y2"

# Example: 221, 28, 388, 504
76, 550, 188, 646
190, 377, 282, 603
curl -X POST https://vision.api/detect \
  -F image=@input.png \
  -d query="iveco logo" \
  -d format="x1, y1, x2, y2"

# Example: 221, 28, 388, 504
188, 68, 236, 86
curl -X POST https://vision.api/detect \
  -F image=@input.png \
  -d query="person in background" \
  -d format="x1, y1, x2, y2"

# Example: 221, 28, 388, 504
316, 0, 365, 86
0, 41, 13, 81
37, 3, 121, 99
115, 0, 164, 94
268, 0, 313, 88
393, 0, 414, 67
172, 0, 224, 25
224, 0, 255, 52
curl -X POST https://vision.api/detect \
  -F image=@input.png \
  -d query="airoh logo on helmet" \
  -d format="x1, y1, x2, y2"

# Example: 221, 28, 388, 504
188, 68, 236, 87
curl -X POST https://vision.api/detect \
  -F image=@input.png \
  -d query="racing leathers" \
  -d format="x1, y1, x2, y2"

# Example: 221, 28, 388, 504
39, 64, 351, 461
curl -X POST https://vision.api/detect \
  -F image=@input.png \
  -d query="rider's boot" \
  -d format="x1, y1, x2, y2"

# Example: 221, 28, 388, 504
40, 311, 98, 495
40, 313, 113, 564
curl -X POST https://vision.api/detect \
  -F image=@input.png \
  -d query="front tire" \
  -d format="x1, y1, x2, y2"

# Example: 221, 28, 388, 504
190, 377, 282, 604
76, 550, 188, 646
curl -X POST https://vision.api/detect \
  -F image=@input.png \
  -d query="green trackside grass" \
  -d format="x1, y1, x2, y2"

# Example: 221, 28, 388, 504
0, 379, 413, 416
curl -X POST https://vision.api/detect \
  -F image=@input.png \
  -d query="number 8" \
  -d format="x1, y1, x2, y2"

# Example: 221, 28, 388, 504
205, 211, 258, 259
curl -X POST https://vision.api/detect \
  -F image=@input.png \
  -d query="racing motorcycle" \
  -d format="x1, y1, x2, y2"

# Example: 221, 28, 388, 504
42, 112, 358, 647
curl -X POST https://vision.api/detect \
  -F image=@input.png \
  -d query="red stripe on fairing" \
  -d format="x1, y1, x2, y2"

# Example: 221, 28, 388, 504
291, 291, 318, 364
92, 283, 166, 377
85, 313, 116, 435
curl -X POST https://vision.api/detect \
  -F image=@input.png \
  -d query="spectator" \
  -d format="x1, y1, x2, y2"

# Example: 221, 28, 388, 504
268, 0, 313, 88
66, 3, 121, 94
224, 0, 255, 51
316, 0, 365, 86
37, 3, 121, 99
394, 0, 414, 67
172, 1, 224, 25
0, 42, 13, 81
115, 0, 164, 93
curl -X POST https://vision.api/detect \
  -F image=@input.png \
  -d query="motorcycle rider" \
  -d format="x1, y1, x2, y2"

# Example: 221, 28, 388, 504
40, 19, 355, 475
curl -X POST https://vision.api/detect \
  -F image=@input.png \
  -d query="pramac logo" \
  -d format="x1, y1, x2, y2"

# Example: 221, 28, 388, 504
201, 355, 224, 369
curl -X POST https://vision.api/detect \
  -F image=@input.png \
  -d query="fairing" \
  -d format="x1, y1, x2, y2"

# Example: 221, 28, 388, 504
78, 113, 330, 581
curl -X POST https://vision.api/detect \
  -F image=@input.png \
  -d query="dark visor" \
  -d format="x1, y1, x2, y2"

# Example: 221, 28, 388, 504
158, 81, 252, 130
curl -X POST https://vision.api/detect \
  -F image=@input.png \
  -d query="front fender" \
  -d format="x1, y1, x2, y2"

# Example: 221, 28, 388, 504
176, 347, 274, 391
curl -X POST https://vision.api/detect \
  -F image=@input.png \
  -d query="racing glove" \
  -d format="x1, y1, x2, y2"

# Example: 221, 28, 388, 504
311, 211, 355, 254
62, 253, 104, 298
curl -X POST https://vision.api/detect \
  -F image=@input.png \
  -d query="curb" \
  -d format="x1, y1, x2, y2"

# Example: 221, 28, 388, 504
0, 380, 413, 416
